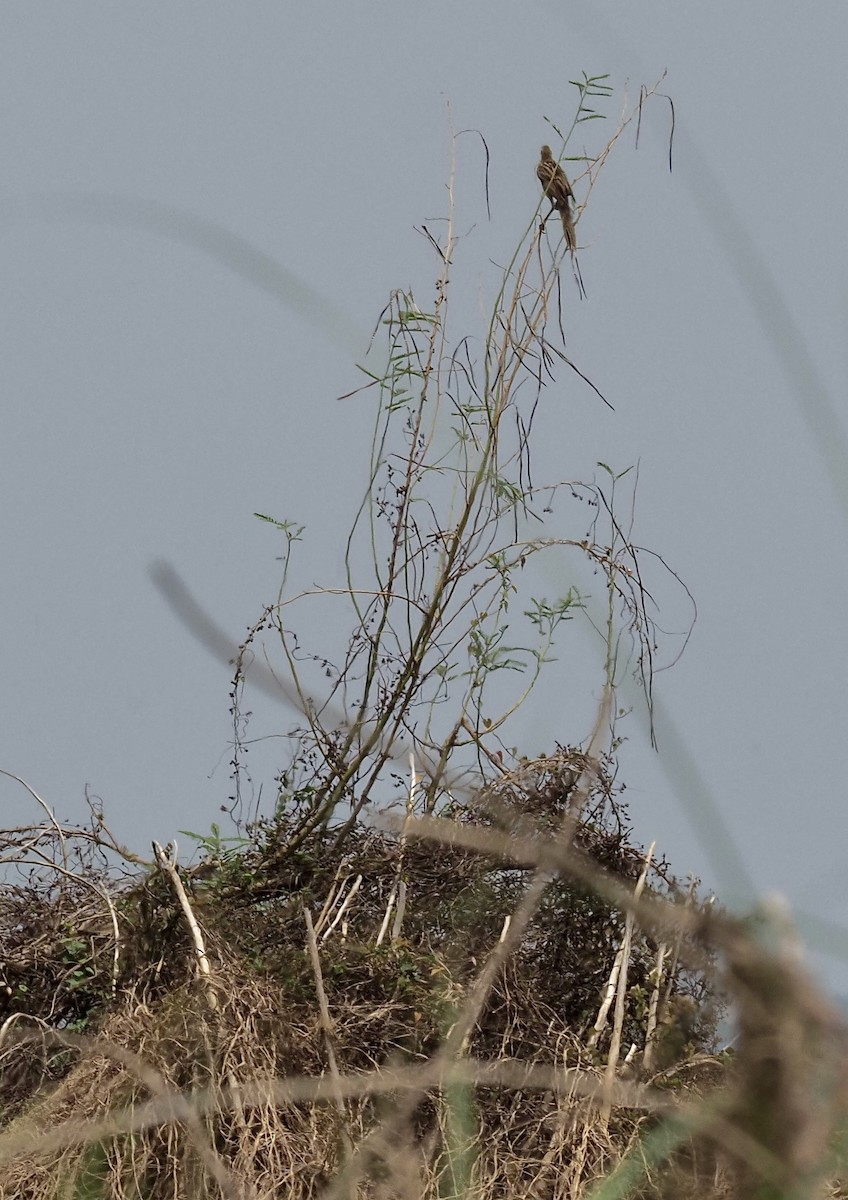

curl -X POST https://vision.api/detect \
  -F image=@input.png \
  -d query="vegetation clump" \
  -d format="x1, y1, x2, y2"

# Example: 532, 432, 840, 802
1, 75, 845, 1200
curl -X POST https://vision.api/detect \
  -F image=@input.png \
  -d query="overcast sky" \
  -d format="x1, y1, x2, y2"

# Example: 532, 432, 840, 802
2, 4, 847, 990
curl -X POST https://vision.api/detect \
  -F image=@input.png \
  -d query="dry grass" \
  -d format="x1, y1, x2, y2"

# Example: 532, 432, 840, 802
0, 776, 845, 1200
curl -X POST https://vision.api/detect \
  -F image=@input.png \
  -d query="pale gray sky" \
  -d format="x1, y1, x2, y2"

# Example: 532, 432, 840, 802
2, 4, 847, 987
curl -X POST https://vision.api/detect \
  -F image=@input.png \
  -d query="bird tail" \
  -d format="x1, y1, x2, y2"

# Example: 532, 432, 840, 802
561, 206, 577, 252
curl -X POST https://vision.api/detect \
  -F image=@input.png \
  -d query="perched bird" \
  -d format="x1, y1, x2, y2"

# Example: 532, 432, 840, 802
536, 144, 577, 251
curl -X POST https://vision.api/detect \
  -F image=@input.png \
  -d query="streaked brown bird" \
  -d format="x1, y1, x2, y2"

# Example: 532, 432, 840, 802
536, 144, 577, 251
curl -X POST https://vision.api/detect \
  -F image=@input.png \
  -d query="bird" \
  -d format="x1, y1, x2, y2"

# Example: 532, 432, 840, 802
536, 144, 577, 251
